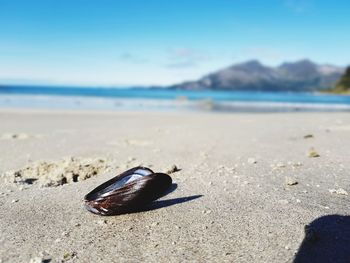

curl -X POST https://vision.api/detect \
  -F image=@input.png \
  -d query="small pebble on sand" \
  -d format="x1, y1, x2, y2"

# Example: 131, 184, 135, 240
166, 164, 180, 174
303, 134, 314, 139
276, 162, 286, 168
97, 220, 108, 225
247, 158, 257, 164
308, 149, 320, 158
151, 222, 160, 227
29, 252, 51, 263
292, 162, 303, 167
29, 257, 45, 263
1, 133, 30, 140
286, 178, 298, 186
61, 231, 70, 237
63, 252, 77, 261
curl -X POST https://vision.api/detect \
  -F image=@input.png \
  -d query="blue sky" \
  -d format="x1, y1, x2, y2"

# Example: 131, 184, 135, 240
0, 0, 349, 86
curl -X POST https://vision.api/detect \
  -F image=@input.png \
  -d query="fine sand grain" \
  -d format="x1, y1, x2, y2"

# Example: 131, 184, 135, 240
0, 110, 349, 262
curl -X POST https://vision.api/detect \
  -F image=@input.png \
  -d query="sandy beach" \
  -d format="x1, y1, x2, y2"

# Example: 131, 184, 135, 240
0, 109, 350, 263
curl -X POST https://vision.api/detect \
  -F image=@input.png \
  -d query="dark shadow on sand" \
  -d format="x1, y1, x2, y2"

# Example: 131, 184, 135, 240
133, 183, 202, 213
143, 194, 203, 212
103, 183, 203, 216
294, 215, 350, 263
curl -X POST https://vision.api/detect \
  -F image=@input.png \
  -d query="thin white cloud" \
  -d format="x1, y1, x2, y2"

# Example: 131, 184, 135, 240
119, 52, 148, 64
165, 48, 210, 69
165, 61, 198, 69
283, 0, 313, 13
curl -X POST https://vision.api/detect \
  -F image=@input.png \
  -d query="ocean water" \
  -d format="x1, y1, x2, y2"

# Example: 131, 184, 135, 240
0, 85, 350, 112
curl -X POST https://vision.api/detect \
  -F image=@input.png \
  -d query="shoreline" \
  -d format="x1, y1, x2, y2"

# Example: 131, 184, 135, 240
1, 94, 350, 113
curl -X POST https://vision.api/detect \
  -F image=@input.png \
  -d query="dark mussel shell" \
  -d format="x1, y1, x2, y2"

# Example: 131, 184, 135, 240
84, 166, 172, 216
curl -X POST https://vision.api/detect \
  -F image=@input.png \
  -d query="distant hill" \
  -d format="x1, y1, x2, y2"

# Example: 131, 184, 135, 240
331, 66, 350, 93
169, 59, 344, 92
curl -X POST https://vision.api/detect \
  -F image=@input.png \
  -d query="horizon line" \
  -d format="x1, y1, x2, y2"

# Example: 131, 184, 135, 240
0, 58, 347, 88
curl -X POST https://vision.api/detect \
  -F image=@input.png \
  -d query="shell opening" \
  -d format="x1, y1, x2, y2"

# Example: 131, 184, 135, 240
99, 168, 153, 196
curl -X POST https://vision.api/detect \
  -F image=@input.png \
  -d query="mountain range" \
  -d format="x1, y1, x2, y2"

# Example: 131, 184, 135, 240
168, 60, 344, 92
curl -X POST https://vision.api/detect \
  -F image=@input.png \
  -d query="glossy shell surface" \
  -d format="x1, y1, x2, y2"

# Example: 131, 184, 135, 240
84, 167, 172, 216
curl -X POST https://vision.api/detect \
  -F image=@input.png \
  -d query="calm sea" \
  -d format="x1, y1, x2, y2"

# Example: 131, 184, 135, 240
0, 85, 350, 112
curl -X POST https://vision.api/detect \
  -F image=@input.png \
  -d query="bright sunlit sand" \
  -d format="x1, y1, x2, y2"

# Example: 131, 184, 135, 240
1, 110, 350, 262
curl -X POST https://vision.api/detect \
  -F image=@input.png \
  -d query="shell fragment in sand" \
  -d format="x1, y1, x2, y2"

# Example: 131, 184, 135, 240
329, 188, 348, 196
